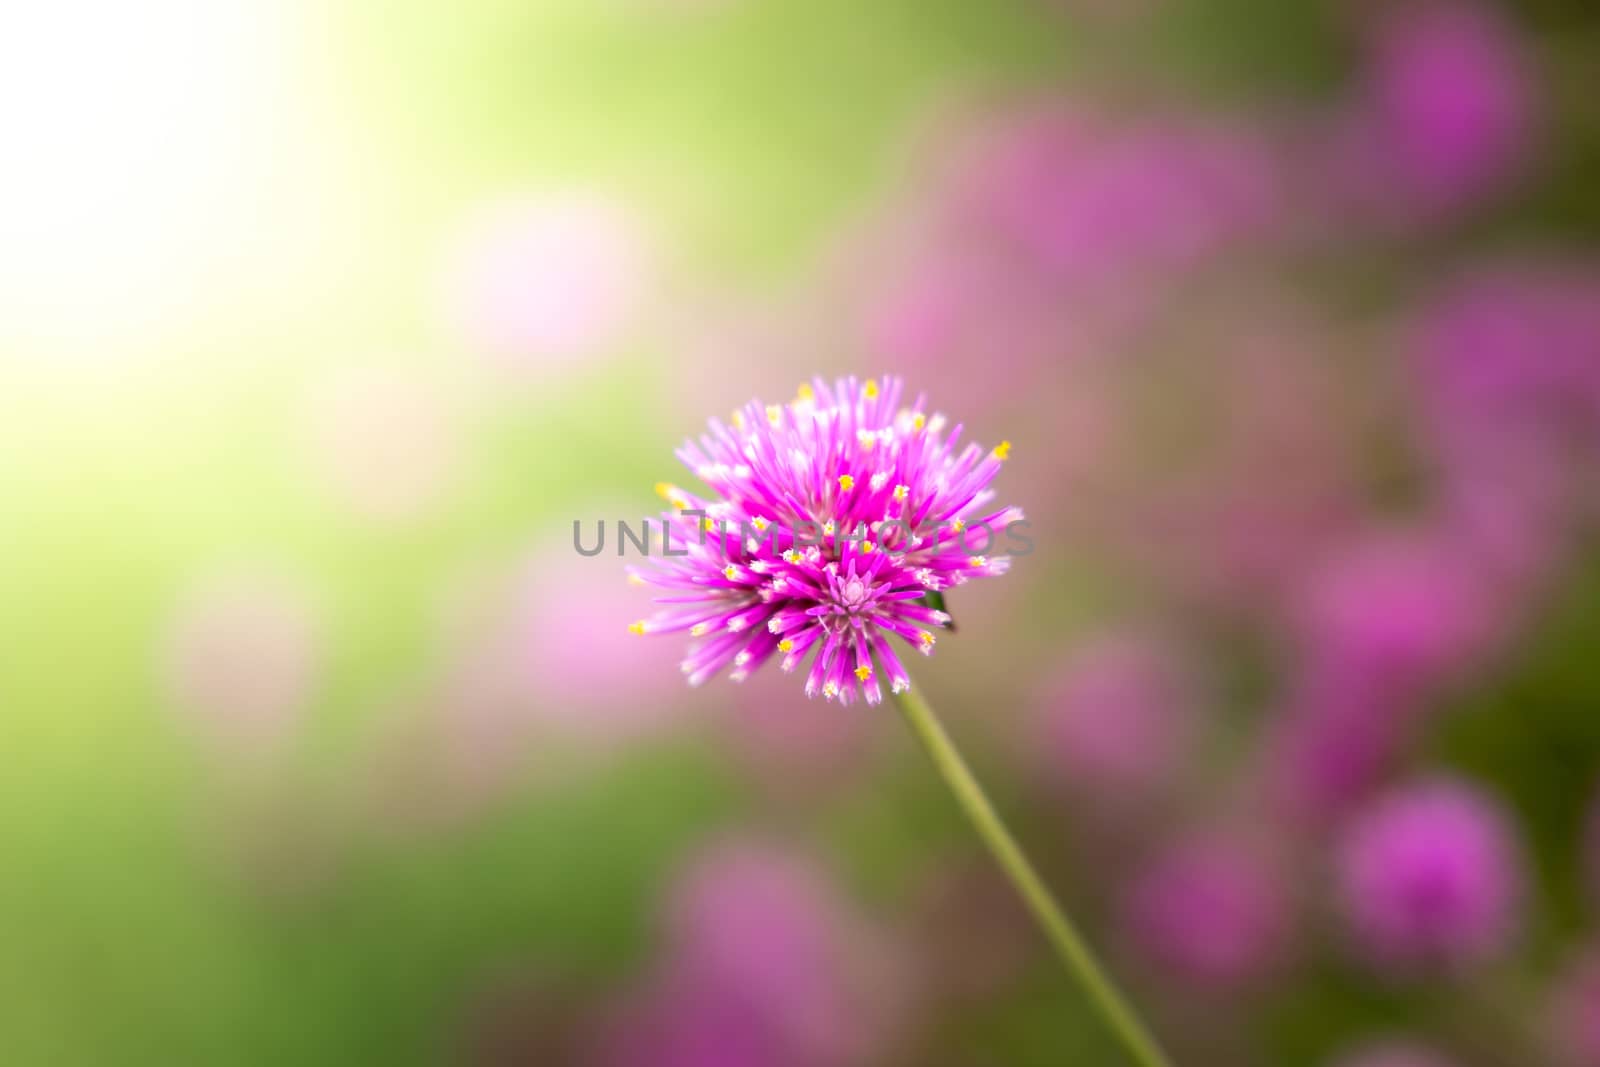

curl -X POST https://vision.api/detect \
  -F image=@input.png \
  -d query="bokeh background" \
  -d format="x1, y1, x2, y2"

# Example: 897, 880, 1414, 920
3, 1, 1600, 1064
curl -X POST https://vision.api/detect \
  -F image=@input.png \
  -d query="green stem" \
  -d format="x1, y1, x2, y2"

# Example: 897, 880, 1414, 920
893, 684, 1172, 1067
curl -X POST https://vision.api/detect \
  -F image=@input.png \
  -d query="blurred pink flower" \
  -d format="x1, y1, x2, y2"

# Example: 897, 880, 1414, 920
438, 540, 690, 753
594, 837, 903, 1067
1256, 673, 1411, 829
947, 107, 1282, 285
596, 980, 809, 1067
1412, 267, 1600, 522
1124, 829, 1292, 987
1292, 527, 1500, 707
162, 571, 320, 754
853, 103, 1287, 400
1337, 777, 1524, 973
1359, 0, 1533, 215
303, 364, 467, 524
1327, 1039, 1460, 1067
1032, 629, 1198, 804
438, 191, 653, 372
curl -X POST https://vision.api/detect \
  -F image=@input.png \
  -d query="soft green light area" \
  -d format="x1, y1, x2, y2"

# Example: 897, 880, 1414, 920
0, 2, 1077, 1063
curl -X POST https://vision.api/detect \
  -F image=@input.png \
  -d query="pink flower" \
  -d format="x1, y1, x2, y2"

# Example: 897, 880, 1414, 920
1362, 0, 1533, 212
1292, 528, 1499, 706
949, 108, 1281, 283
437, 541, 689, 754
1256, 675, 1411, 829
593, 837, 902, 1067
1124, 830, 1292, 987
1337, 778, 1524, 972
629, 375, 1021, 705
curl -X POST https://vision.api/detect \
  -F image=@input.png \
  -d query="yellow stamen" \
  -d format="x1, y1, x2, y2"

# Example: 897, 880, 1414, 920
751, 516, 769, 532
993, 440, 1012, 461
951, 518, 965, 533
919, 631, 935, 647
822, 520, 836, 536
766, 404, 782, 427
723, 564, 739, 580
731, 409, 746, 430
782, 549, 801, 564
860, 541, 876, 554
778, 638, 795, 653
690, 622, 710, 637
968, 555, 988, 568
911, 412, 926, 431
796, 382, 815, 403
838, 474, 855, 492
628, 620, 648, 635
864, 380, 880, 400
854, 664, 872, 681
703, 516, 717, 532
893, 484, 909, 502
626, 573, 646, 586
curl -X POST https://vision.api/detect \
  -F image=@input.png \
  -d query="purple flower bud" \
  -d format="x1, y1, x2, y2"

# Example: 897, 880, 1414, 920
1337, 778, 1524, 972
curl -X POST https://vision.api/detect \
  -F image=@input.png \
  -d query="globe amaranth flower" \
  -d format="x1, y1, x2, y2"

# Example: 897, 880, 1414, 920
628, 375, 1020, 705
1337, 777, 1524, 972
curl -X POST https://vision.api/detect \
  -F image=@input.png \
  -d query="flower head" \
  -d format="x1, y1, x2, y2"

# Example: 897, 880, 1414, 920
629, 376, 1020, 704
1337, 777, 1524, 972
1363, 0, 1532, 209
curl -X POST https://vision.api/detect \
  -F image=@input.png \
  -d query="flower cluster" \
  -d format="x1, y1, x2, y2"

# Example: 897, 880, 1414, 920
628, 375, 1020, 704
